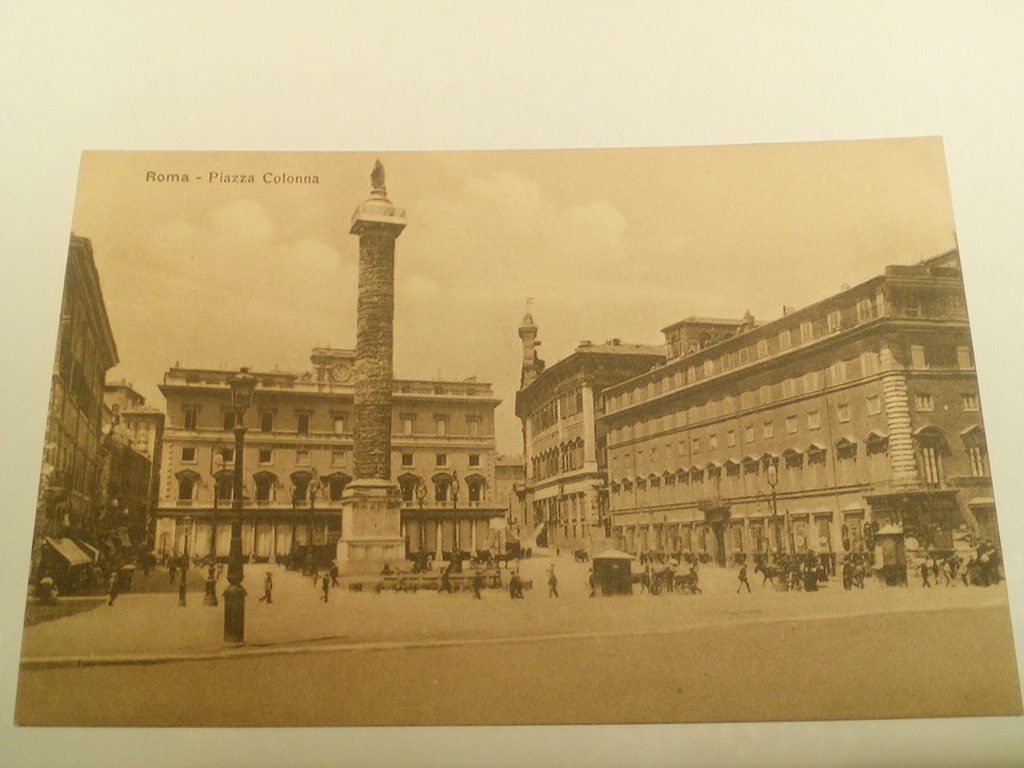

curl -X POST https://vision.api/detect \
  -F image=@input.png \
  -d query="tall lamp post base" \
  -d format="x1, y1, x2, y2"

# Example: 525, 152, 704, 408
203, 566, 219, 607
223, 583, 246, 644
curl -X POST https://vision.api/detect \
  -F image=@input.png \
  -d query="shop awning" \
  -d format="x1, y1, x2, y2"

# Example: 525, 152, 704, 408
43, 537, 92, 567
593, 549, 636, 560
77, 540, 100, 560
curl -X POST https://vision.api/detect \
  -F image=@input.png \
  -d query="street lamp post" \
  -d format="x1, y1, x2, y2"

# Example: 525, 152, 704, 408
224, 367, 256, 644
204, 452, 224, 607
179, 514, 191, 606
766, 463, 781, 554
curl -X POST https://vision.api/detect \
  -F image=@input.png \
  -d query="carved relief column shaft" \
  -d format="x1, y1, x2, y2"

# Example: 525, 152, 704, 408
354, 228, 396, 480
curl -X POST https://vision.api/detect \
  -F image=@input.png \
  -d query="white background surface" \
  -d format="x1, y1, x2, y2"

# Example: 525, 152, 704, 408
1, 2, 1022, 766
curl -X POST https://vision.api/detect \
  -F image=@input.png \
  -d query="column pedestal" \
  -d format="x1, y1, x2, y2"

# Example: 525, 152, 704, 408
335, 479, 405, 575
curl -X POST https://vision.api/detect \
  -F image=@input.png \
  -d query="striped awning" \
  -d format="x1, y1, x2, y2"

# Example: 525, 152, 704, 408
43, 537, 92, 567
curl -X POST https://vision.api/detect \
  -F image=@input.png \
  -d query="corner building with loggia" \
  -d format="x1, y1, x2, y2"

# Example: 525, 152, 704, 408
601, 250, 997, 572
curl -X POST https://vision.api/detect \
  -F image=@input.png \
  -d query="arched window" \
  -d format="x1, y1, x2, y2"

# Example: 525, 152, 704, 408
465, 473, 485, 503
806, 444, 827, 465
326, 472, 351, 501
783, 449, 803, 469
253, 471, 277, 502
175, 470, 200, 502
397, 473, 420, 503
432, 473, 452, 504
214, 471, 233, 501
865, 431, 889, 456
835, 437, 858, 461
915, 426, 948, 487
961, 426, 988, 477
290, 471, 312, 505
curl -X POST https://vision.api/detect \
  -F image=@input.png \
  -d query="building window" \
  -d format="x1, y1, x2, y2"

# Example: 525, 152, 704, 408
910, 344, 927, 369
434, 477, 450, 503
296, 450, 309, 466
469, 454, 480, 467
402, 453, 414, 467
782, 378, 796, 398
836, 439, 857, 460
436, 453, 447, 467
837, 403, 850, 423
691, 438, 701, 454
260, 412, 274, 433
827, 310, 841, 333
856, 298, 874, 323
333, 414, 346, 435
800, 320, 814, 343
708, 434, 718, 451
831, 360, 848, 384
467, 478, 483, 503
807, 411, 820, 430
329, 474, 349, 501
786, 414, 798, 434
957, 345, 974, 370
807, 445, 827, 465
967, 446, 988, 477
962, 393, 979, 412
215, 474, 233, 501
223, 411, 235, 431
467, 415, 480, 437
435, 416, 448, 436
704, 359, 715, 378
181, 447, 196, 462
221, 447, 234, 463
258, 448, 273, 464
756, 339, 769, 359
915, 394, 934, 412
331, 450, 345, 466
177, 476, 195, 501
867, 395, 881, 415
920, 446, 941, 486
861, 350, 879, 376
255, 473, 275, 502
745, 425, 755, 443
401, 414, 414, 435
183, 407, 197, 431
297, 412, 310, 435
762, 421, 774, 439
779, 330, 792, 350
726, 430, 736, 447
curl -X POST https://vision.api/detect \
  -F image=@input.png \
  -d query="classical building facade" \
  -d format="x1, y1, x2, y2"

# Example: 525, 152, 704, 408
603, 250, 996, 570
35, 234, 119, 567
154, 348, 505, 561
515, 311, 666, 550
103, 380, 165, 550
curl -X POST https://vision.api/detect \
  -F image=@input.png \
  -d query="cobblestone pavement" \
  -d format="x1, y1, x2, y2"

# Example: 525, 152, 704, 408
17, 553, 1014, 662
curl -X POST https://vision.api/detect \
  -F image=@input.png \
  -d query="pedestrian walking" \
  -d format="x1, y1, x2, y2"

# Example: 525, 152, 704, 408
107, 569, 120, 606
259, 571, 273, 603
320, 573, 330, 602
919, 561, 932, 588
737, 563, 751, 593
547, 565, 559, 598
588, 569, 597, 598
472, 569, 483, 599
509, 571, 524, 599
330, 561, 340, 587
312, 561, 320, 586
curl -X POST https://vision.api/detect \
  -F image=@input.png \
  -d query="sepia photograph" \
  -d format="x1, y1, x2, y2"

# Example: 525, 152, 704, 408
13, 141, 1022, 727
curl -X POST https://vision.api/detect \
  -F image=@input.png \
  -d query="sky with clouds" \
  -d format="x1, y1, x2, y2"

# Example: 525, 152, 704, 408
70, 140, 957, 453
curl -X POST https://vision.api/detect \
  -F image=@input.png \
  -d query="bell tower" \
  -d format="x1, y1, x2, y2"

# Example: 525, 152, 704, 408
518, 299, 545, 388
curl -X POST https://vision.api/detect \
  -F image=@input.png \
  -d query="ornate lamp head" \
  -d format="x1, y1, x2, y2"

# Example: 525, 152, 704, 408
229, 367, 257, 416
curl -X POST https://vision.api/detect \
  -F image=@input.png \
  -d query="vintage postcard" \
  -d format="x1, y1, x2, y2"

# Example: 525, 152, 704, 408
15, 142, 1021, 726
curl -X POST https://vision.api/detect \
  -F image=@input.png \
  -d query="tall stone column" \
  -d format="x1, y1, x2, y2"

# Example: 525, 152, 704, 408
336, 161, 408, 573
